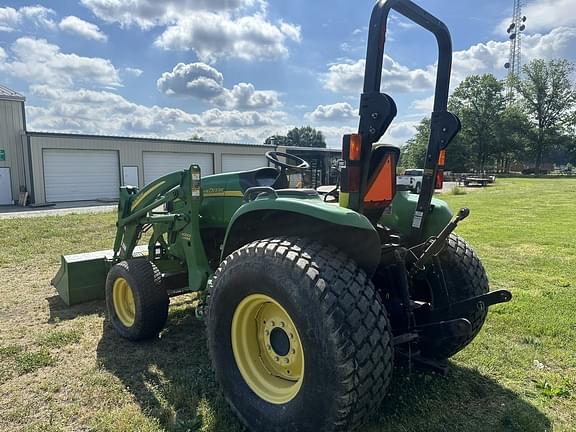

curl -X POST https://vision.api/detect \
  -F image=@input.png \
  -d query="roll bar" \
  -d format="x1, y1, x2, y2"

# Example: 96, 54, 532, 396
363, 0, 451, 110
356, 0, 461, 242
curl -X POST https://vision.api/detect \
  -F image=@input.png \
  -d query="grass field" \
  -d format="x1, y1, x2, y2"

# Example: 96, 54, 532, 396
0, 178, 575, 432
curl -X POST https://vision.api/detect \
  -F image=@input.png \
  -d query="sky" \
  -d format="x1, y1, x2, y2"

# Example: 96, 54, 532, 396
0, 0, 575, 148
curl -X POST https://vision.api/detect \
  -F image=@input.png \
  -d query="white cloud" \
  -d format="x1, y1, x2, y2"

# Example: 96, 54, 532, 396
28, 85, 197, 134
158, 63, 225, 98
225, 83, 280, 110
154, 13, 301, 62
302, 120, 418, 148
411, 95, 434, 113
0, 5, 55, 32
124, 67, 144, 77
497, 0, 576, 33
279, 20, 302, 43
180, 125, 289, 144
81, 0, 300, 62
306, 102, 357, 122
200, 109, 285, 127
323, 56, 435, 94
27, 85, 285, 139
383, 120, 419, 146
157, 62, 281, 110
0, 38, 121, 88
59, 16, 108, 42
80, 0, 257, 29
451, 27, 576, 84
325, 26, 576, 100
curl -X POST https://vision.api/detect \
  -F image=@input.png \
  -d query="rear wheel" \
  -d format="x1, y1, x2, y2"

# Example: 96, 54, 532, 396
206, 237, 393, 432
418, 234, 489, 359
105, 259, 169, 340
414, 182, 422, 194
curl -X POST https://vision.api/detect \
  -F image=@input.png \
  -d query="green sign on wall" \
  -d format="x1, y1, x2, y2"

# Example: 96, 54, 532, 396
0, 149, 5, 161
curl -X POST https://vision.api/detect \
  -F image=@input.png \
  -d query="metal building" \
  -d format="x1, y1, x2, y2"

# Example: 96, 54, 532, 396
0, 85, 27, 205
0, 85, 271, 206
26, 133, 269, 204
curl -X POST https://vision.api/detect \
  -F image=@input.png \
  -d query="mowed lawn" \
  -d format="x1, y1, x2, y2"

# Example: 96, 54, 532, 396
0, 178, 575, 432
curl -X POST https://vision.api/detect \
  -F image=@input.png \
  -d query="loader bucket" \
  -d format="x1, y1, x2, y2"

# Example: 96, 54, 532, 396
51, 246, 147, 306
51, 250, 112, 306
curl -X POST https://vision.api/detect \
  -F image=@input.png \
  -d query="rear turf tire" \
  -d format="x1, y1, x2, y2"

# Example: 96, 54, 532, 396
105, 259, 169, 341
206, 237, 393, 432
419, 234, 489, 359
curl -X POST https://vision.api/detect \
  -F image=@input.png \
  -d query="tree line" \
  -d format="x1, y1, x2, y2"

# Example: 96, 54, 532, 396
265, 126, 327, 148
401, 59, 576, 173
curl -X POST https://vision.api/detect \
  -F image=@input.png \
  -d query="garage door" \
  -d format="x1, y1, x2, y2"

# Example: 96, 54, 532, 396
221, 154, 268, 173
43, 149, 119, 202
143, 152, 213, 185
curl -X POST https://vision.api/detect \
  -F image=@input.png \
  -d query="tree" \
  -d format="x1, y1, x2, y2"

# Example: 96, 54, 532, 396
264, 126, 327, 148
449, 74, 506, 172
400, 117, 472, 172
492, 105, 534, 172
188, 134, 205, 141
399, 118, 429, 169
513, 59, 576, 171
264, 135, 290, 146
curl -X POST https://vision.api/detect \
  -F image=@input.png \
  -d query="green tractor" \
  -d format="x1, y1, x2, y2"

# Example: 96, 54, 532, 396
52, 0, 511, 430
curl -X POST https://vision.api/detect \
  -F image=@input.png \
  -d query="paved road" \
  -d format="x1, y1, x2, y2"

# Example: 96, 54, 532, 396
0, 201, 116, 219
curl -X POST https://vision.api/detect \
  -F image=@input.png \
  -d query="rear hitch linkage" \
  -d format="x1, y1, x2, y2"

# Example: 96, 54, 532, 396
392, 208, 513, 373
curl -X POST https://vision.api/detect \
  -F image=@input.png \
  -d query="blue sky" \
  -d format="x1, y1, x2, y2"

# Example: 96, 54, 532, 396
1, 0, 575, 147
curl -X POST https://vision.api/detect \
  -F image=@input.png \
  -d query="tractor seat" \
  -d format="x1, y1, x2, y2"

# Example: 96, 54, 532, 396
238, 167, 280, 189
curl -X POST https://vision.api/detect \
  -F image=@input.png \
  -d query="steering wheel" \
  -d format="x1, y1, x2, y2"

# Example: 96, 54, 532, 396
265, 151, 310, 172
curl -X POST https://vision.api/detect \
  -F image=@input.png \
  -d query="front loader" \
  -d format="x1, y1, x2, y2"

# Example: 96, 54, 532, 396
52, 1, 512, 431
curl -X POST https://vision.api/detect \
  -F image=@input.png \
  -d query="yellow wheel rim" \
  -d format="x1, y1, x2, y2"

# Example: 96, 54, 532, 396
112, 277, 136, 327
231, 294, 304, 404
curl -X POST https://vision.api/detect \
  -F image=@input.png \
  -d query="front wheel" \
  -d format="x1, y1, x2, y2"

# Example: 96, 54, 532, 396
414, 182, 422, 194
105, 259, 169, 340
206, 238, 394, 432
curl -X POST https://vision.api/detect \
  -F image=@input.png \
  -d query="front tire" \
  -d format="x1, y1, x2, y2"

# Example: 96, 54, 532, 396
105, 259, 169, 341
206, 238, 393, 432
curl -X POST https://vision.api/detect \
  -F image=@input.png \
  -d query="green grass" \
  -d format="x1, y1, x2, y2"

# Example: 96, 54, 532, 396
15, 350, 56, 375
0, 178, 574, 431
37, 329, 82, 349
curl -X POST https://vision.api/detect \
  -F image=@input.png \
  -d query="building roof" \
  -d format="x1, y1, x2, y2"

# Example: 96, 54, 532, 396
27, 130, 273, 148
0, 84, 25, 102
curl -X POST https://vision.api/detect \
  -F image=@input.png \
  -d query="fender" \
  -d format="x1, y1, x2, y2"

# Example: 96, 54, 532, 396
379, 191, 453, 240
221, 194, 382, 276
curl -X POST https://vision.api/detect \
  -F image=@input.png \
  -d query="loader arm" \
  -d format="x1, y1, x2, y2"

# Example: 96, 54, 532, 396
113, 170, 184, 261
112, 165, 211, 292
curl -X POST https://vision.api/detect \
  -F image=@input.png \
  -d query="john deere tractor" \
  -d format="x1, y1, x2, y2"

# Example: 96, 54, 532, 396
52, 0, 512, 430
